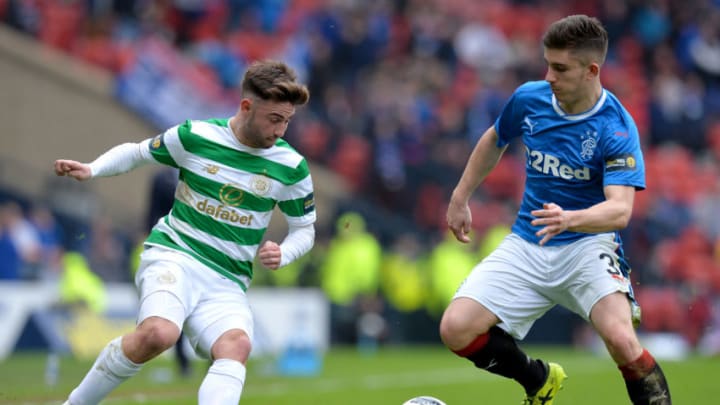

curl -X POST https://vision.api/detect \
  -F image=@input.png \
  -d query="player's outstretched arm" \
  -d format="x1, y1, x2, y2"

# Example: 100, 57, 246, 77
54, 159, 92, 181
447, 126, 507, 243
55, 140, 155, 182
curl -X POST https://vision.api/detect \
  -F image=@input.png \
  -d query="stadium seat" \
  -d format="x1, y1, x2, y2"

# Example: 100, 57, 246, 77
708, 122, 720, 161
686, 292, 713, 346
654, 239, 683, 282
329, 134, 372, 191
227, 31, 287, 61
292, 120, 331, 162
482, 154, 524, 200
38, 0, 84, 51
711, 266, 720, 294
414, 183, 445, 230
72, 36, 120, 72
635, 287, 686, 333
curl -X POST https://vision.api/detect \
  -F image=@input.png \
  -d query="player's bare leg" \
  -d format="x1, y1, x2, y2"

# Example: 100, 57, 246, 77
123, 316, 183, 362
65, 317, 180, 405
592, 292, 671, 404
198, 329, 252, 405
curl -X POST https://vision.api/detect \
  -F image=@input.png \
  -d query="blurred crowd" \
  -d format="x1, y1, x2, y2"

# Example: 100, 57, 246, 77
2, 0, 720, 352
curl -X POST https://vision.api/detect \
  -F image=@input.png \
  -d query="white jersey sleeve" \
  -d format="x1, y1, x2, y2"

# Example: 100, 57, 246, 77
89, 139, 155, 177
279, 222, 315, 267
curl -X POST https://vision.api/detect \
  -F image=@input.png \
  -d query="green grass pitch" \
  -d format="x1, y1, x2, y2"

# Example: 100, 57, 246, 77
0, 345, 717, 404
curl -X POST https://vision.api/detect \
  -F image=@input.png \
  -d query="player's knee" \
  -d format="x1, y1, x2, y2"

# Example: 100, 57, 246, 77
439, 309, 458, 343
601, 327, 642, 362
211, 330, 252, 363
136, 317, 181, 354
440, 309, 477, 349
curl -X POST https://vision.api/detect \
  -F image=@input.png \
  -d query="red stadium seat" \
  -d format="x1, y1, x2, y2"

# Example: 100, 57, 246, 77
482, 154, 524, 200
329, 134, 371, 191
654, 239, 683, 281
0, 0, 8, 19
708, 122, 720, 161
414, 183, 445, 230
227, 31, 288, 61
635, 287, 686, 333
294, 120, 331, 162
72, 36, 120, 72
38, 0, 84, 51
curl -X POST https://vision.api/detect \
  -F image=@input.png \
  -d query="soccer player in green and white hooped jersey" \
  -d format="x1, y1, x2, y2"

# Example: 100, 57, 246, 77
54, 60, 315, 405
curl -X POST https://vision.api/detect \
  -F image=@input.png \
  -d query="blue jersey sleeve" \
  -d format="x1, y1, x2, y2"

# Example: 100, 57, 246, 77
494, 87, 524, 147
601, 116, 645, 190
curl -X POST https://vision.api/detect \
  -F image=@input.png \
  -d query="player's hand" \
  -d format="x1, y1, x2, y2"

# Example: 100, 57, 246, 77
446, 199, 472, 243
258, 240, 282, 270
54, 159, 92, 181
531, 202, 569, 246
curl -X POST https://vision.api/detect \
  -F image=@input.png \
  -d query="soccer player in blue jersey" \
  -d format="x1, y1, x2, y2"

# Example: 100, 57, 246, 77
54, 60, 316, 405
440, 15, 671, 405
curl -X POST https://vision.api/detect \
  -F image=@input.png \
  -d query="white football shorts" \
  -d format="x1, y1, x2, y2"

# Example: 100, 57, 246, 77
135, 246, 254, 358
454, 232, 631, 340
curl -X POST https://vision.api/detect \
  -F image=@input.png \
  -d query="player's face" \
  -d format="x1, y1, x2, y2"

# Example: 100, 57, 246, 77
543, 48, 595, 106
238, 98, 295, 148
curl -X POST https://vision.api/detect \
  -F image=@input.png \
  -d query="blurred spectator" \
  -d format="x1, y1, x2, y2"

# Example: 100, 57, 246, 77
29, 204, 64, 280
425, 231, 475, 318
698, 296, 720, 356
320, 212, 382, 344
0, 203, 22, 280
476, 222, 511, 262
691, 161, 720, 241
166, 0, 209, 47
1, 201, 42, 279
145, 167, 178, 232
649, 45, 707, 151
59, 251, 107, 313
687, 11, 720, 82
5, 0, 42, 35
631, 0, 672, 50
454, 14, 513, 82
380, 232, 435, 342
84, 217, 128, 283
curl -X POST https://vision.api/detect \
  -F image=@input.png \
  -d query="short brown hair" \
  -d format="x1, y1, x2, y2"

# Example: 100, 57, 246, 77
542, 15, 608, 64
241, 60, 310, 105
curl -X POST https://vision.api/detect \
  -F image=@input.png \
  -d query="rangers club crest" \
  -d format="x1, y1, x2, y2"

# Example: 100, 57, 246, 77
580, 130, 598, 161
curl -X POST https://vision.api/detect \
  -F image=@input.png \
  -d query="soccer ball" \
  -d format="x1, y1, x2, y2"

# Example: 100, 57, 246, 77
402, 396, 447, 405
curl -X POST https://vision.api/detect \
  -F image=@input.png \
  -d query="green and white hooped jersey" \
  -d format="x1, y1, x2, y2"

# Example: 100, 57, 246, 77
145, 118, 316, 290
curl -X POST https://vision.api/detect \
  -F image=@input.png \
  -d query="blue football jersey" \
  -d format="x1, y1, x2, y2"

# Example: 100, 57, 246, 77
494, 81, 645, 246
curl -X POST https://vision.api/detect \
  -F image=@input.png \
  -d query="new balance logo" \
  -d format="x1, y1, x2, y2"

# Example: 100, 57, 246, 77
205, 165, 220, 174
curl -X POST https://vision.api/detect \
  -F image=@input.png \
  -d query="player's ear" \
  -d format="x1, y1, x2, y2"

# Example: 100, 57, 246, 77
588, 62, 600, 78
240, 98, 253, 112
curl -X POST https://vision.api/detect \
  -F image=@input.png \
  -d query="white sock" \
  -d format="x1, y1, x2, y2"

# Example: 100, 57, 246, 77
198, 359, 246, 405
67, 337, 143, 405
